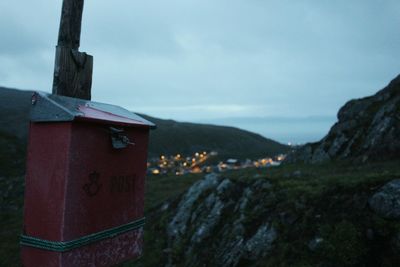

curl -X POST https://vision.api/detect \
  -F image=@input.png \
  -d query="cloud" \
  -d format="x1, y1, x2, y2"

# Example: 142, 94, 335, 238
1, 0, 399, 128
130, 104, 280, 121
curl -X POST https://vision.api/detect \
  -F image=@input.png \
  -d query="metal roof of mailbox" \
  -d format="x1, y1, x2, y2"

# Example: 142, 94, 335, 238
30, 92, 156, 128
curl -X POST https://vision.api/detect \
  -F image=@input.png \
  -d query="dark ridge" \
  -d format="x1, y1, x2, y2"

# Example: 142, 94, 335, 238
286, 74, 400, 164
0, 87, 288, 176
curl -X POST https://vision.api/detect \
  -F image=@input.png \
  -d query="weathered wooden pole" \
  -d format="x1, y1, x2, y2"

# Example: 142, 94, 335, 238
52, 0, 93, 100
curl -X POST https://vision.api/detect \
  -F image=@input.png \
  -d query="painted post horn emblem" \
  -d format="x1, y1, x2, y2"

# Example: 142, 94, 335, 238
83, 171, 102, 197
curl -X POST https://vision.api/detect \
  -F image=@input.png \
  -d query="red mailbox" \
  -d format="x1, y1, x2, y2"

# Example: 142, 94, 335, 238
21, 92, 155, 267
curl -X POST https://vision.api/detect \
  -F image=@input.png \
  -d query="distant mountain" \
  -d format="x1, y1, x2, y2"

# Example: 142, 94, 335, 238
0, 87, 32, 176
0, 87, 32, 140
0, 87, 288, 176
140, 114, 288, 160
286, 74, 400, 163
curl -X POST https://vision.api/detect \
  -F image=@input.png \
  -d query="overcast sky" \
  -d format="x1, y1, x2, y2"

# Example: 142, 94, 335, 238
1, 0, 399, 142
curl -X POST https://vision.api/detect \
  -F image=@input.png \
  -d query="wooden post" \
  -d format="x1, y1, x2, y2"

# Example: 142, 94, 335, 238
52, 0, 93, 100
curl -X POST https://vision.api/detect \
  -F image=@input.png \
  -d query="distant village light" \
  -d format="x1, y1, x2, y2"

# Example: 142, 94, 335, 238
276, 155, 286, 161
191, 166, 202, 173
150, 151, 285, 176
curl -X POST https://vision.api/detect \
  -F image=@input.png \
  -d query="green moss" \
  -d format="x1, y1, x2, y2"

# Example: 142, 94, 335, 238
318, 221, 366, 266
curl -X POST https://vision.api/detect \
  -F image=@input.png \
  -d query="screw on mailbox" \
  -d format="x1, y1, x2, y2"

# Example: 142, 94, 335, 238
31, 93, 38, 105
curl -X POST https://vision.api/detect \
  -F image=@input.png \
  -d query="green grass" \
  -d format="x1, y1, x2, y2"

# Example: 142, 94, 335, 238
144, 173, 203, 211
136, 160, 400, 267
251, 160, 400, 267
0, 131, 26, 177
318, 221, 367, 267
0, 210, 22, 266
1, 160, 400, 266
0, 175, 24, 267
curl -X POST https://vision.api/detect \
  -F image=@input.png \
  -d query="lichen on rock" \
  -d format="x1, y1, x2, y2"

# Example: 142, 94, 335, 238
369, 179, 400, 219
164, 174, 278, 267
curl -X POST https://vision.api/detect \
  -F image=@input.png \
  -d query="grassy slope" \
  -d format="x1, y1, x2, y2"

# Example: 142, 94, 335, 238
0, 131, 26, 177
253, 160, 400, 267
2, 161, 400, 266
128, 160, 400, 267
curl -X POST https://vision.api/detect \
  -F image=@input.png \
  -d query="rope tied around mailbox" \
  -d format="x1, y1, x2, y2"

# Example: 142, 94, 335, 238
20, 217, 145, 252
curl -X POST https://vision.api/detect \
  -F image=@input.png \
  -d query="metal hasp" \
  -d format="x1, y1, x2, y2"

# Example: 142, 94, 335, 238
109, 127, 135, 149
21, 92, 155, 267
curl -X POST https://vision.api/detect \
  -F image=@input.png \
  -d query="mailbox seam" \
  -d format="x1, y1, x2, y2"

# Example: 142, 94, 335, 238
60, 123, 73, 242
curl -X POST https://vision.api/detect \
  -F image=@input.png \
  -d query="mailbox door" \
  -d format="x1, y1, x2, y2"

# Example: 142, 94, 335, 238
61, 121, 149, 266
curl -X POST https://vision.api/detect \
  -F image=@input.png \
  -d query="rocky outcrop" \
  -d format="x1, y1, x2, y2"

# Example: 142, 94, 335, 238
144, 171, 400, 267
286, 74, 400, 163
369, 179, 400, 219
163, 174, 278, 267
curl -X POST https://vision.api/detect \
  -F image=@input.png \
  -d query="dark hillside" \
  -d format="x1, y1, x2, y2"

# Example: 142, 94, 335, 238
0, 87, 288, 171
0, 130, 25, 177
131, 160, 400, 267
140, 114, 288, 160
0, 87, 32, 176
0, 87, 32, 140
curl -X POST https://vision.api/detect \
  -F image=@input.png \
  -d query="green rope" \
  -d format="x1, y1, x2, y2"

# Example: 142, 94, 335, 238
20, 217, 145, 252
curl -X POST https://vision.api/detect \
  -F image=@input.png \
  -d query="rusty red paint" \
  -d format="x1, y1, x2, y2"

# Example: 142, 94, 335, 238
22, 118, 150, 266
